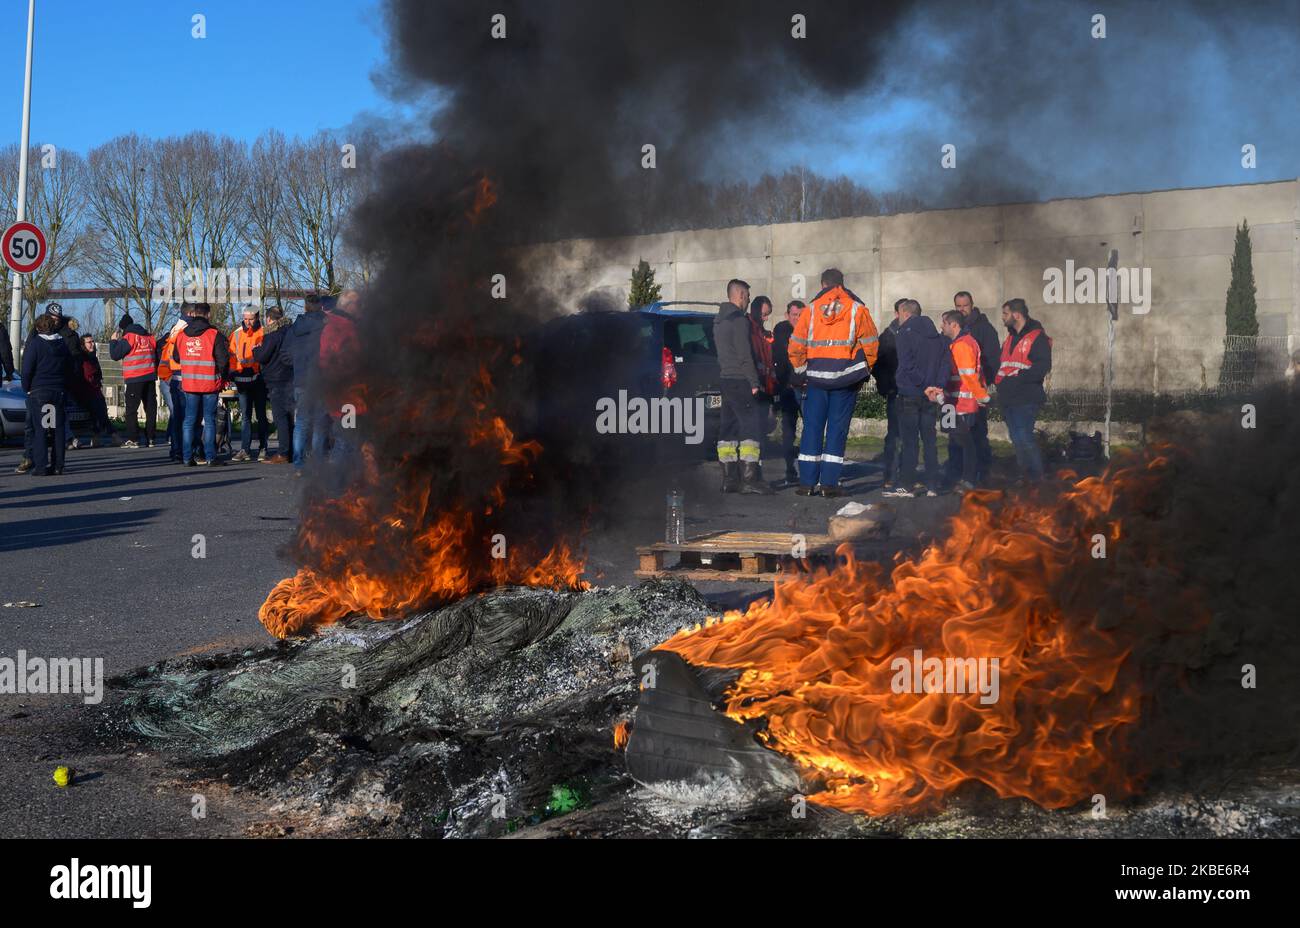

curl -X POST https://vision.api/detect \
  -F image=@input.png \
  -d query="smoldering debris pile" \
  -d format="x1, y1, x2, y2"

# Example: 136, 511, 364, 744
103, 576, 1298, 838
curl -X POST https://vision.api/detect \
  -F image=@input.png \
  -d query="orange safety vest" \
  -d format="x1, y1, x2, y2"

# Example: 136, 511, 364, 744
121, 331, 158, 382
157, 334, 182, 380
788, 285, 879, 390
944, 332, 989, 414
995, 327, 1048, 384
228, 326, 264, 383
179, 328, 222, 393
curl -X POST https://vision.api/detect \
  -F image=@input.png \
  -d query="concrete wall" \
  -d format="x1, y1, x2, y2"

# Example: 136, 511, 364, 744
519, 179, 1299, 391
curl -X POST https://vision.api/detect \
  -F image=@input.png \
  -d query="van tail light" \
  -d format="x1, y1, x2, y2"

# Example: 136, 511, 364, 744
661, 346, 678, 390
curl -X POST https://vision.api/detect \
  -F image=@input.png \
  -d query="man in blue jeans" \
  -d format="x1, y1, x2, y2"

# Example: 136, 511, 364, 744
285, 294, 329, 469
994, 298, 1052, 483
175, 303, 230, 466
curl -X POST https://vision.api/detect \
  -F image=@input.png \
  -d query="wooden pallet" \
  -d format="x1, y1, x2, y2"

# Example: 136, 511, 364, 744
635, 530, 848, 582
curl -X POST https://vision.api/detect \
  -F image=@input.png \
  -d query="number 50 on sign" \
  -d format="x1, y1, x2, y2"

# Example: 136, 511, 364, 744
2, 221, 47, 274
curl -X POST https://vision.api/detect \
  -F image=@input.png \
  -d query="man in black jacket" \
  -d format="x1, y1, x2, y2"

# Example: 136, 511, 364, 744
871, 299, 904, 489
949, 291, 1000, 484
20, 313, 73, 476
253, 305, 295, 463
884, 300, 948, 498
109, 313, 160, 448
996, 298, 1052, 482
770, 299, 805, 487
714, 278, 770, 494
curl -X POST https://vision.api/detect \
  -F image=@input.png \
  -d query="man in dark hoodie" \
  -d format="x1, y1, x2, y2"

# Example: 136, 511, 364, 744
713, 279, 770, 493
871, 299, 905, 489
109, 312, 159, 448
995, 298, 1053, 482
287, 293, 330, 469
948, 291, 1001, 484
176, 302, 230, 466
884, 299, 948, 498
771, 299, 806, 487
20, 313, 73, 476
253, 304, 295, 463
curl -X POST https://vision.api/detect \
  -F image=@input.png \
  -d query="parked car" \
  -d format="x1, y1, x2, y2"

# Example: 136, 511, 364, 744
0, 381, 93, 444
527, 302, 724, 462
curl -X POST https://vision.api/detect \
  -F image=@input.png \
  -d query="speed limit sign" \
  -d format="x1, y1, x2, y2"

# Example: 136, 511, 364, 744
2, 220, 47, 274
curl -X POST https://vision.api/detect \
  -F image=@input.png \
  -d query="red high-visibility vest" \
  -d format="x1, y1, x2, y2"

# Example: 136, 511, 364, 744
121, 331, 158, 382
944, 332, 989, 414
179, 328, 222, 393
995, 327, 1048, 384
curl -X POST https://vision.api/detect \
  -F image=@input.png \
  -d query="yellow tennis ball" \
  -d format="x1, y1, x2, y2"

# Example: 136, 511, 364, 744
53, 766, 73, 788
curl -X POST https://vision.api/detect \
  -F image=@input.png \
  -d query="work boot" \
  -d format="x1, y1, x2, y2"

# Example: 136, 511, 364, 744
795, 484, 817, 497
14, 458, 34, 474
819, 484, 844, 499
719, 461, 740, 493
740, 461, 773, 494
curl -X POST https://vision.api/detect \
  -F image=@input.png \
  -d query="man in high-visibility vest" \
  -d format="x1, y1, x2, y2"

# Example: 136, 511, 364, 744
177, 303, 230, 466
995, 298, 1053, 482
788, 268, 879, 497
158, 318, 188, 462
936, 309, 989, 493
228, 309, 269, 461
109, 313, 160, 448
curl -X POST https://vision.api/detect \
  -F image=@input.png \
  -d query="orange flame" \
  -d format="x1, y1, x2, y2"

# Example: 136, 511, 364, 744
613, 720, 631, 751
658, 454, 1186, 815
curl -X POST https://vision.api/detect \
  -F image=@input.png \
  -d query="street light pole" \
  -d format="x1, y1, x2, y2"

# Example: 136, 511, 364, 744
8, 0, 36, 357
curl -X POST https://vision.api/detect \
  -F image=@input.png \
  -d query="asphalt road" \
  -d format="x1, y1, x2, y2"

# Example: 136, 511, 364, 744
0, 437, 956, 837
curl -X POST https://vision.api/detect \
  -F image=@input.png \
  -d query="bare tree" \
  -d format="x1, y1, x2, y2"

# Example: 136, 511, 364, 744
247, 130, 291, 305
282, 132, 353, 293
0, 144, 90, 330
83, 134, 163, 328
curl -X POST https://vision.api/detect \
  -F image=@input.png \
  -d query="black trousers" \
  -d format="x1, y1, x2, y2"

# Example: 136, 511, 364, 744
236, 379, 270, 452
882, 392, 900, 481
26, 388, 66, 473
267, 382, 295, 454
898, 394, 939, 490
124, 380, 157, 444
944, 412, 979, 484
718, 378, 763, 444
777, 386, 801, 475
947, 406, 993, 483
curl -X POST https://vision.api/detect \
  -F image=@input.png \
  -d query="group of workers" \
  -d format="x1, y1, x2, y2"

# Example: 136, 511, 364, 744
10, 292, 359, 477
716, 268, 1053, 498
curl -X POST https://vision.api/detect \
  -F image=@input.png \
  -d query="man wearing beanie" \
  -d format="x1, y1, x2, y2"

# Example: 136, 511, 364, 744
109, 311, 160, 448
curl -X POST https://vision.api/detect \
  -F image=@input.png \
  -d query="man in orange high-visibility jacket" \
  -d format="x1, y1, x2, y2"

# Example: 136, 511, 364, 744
787, 268, 879, 497
935, 310, 989, 492
995, 298, 1052, 482
108, 313, 159, 448
228, 309, 269, 461
177, 303, 230, 466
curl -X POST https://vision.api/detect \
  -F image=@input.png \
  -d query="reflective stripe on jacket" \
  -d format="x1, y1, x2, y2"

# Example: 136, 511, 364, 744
121, 331, 158, 382
944, 332, 989, 414
228, 326, 264, 383
788, 285, 879, 390
996, 327, 1046, 383
179, 328, 222, 393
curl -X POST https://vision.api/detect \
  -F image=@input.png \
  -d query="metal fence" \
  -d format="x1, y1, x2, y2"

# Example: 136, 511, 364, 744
1045, 334, 1294, 424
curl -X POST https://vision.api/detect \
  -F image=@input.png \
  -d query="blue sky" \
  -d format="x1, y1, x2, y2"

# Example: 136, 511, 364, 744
4, 1, 1297, 202
2, 0, 401, 153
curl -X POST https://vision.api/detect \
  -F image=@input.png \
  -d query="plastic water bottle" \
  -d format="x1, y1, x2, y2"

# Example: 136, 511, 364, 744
665, 490, 685, 545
